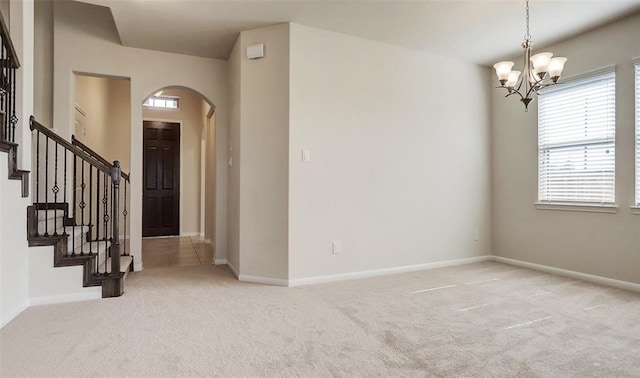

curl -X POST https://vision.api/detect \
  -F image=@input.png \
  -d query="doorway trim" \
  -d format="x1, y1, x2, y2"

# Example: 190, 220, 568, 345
142, 118, 186, 236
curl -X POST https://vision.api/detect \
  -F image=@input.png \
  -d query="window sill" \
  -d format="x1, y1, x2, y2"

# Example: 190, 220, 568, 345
632, 206, 640, 215
534, 202, 618, 214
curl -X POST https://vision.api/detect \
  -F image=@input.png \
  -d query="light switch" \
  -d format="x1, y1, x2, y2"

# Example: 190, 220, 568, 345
302, 149, 311, 163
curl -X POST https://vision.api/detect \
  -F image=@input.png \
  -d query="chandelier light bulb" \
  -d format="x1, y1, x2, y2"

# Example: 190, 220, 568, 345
506, 70, 521, 88
530, 52, 553, 78
494, 61, 515, 84
547, 57, 567, 82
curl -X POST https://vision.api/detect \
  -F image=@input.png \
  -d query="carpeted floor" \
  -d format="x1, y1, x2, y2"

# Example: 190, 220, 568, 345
1, 261, 639, 377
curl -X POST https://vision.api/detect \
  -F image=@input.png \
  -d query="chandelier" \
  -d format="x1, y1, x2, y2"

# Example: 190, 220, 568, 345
493, 0, 567, 111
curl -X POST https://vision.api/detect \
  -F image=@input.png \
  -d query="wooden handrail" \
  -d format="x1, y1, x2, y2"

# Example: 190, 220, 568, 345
71, 135, 130, 182
0, 10, 20, 69
29, 116, 111, 174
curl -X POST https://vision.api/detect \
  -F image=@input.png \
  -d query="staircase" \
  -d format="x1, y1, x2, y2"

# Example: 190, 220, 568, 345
28, 117, 133, 297
0, 10, 133, 300
29, 205, 133, 282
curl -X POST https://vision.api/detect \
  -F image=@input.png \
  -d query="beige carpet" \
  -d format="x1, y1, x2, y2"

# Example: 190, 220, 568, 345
1, 261, 639, 377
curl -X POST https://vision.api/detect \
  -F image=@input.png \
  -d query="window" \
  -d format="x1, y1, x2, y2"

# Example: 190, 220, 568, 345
635, 60, 640, 207
144, 96, 179, 109
538, 69, 616, 205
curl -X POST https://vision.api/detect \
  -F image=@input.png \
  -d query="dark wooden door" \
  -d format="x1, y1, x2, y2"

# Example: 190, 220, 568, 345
143, 121, 180, 237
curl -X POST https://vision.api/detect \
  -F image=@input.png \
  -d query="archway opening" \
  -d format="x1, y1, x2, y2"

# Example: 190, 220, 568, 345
140, 86, 216, 269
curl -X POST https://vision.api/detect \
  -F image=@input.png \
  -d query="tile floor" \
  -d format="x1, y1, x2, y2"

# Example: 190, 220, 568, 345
141, 236, 214, 269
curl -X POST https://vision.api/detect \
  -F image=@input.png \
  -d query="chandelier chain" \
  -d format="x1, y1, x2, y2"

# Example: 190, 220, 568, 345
524, 0, 531, 41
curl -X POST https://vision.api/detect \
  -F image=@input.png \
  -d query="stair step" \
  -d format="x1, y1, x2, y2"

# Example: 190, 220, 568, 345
69, 238, 110, 259
36, 209, 66, 234
36, 225, 89, 253
99, 255, 133, 274
36, 209, 65, 222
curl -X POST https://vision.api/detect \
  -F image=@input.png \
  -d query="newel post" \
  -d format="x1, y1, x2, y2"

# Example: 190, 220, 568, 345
102, 161, 124, 297
110, 161, 121, 275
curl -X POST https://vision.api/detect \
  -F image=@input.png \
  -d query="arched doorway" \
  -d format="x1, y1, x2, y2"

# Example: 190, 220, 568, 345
140, 86, 216, 269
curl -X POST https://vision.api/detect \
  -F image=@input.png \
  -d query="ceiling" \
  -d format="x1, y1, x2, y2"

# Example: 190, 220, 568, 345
77, 0, 640, 65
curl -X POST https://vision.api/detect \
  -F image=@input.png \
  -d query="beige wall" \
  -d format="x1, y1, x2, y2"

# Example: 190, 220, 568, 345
34, 0, 52, 126
143, 88, 209, 236
227, 36, 241, 272
74, 74, 131, 242
202, 100, 216, 245
288, 24, 492, 280
75, 75, 108, 156
0, 0, 9, 27
52, 1, 228, 270
491, 12, 640, 284
75, 75, 131, 171
237, 24, 290, 281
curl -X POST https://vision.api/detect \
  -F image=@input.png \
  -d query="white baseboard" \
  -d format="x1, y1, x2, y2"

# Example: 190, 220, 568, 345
492, 256, 640, 293
239, 274, 289, 287
1, 300, 29, 329
204, 239, 213, 244
226, 260, 239, 278
288, 255, 493, 287
214, 258, 227, 265
29, 288, 102, 306
180, 232, 201, 237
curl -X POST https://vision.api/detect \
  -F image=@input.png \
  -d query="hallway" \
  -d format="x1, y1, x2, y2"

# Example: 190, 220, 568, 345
141, 236, 214, 269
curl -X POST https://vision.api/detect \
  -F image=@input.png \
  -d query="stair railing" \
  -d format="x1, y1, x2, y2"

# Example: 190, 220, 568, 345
29, 117, 126, 288
0, 11, 20, 143
72, 135, 130, 257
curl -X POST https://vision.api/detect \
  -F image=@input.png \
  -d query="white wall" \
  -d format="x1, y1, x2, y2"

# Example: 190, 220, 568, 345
0, 154, 30, 327
492, 13, 640, 284
52, 1, 228, 270
236, 24, 290, 281
0, 0, 33, 328
288, 24, 492, 280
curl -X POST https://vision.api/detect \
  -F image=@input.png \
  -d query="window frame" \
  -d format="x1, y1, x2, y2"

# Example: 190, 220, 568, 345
535, 67, 618, 213
143, 95, 180, 110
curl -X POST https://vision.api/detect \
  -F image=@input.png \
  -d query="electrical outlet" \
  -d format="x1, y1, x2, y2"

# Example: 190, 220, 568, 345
332, 241, 341, 254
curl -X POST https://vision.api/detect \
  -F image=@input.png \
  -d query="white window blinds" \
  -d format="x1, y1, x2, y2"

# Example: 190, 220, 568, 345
635, 61, 640, 206
538, 69, 616, 204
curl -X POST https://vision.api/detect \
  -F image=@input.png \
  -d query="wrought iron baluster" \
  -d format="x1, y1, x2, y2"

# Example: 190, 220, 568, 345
52, 143, 59, 235
4, 47, 8, 141
1, 44, 5, 140
63, 150, 67, 236
89, 165, 93, 255
10, 66, 15, 141
71, 155, 77, 256
6, 49, 10, 141
123, 180, 128, 256
44, 136, 49, 236
35, 131, 40, 236
103, 174, 108, 273
95, 167, 100, 240
79, 160, 86, 256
